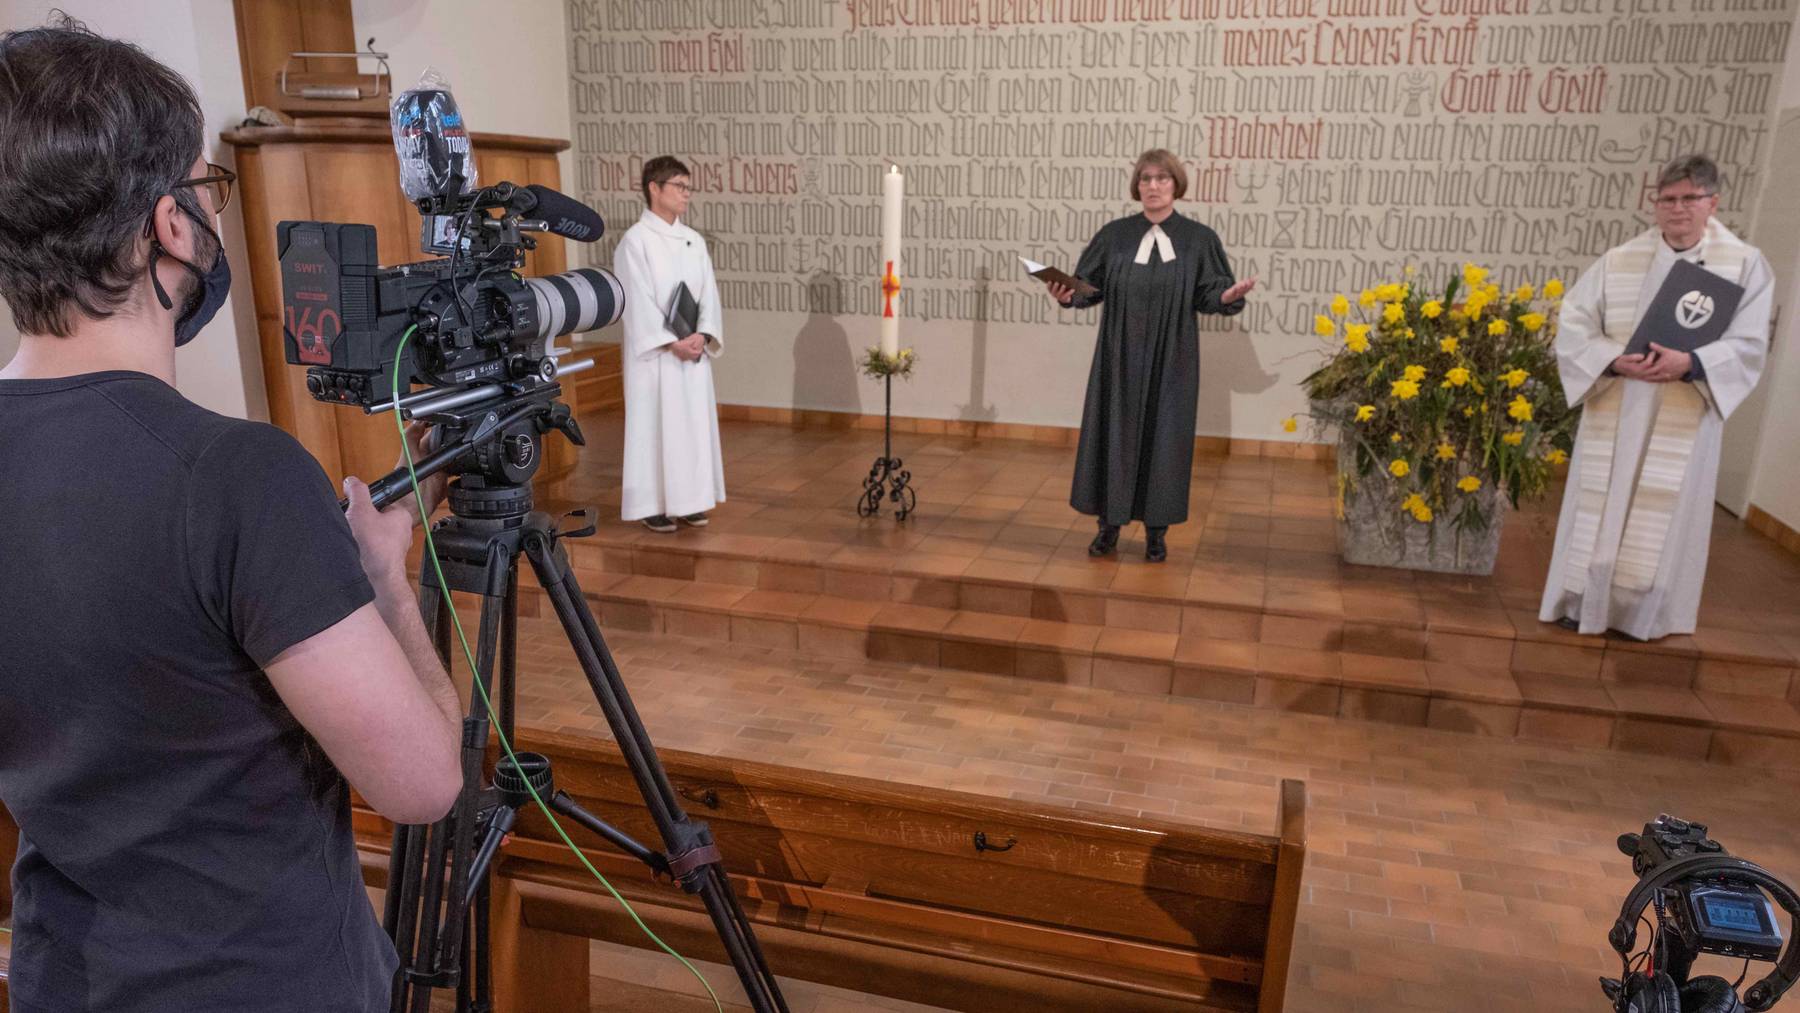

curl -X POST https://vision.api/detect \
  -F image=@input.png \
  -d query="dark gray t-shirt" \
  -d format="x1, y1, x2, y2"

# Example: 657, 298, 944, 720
0, 371, 396, 1011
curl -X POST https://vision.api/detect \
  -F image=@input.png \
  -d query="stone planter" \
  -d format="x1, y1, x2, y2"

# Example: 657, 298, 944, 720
1335, 440, 1504, 575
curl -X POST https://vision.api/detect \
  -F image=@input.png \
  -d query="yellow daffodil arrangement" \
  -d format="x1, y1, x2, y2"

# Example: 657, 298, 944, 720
1301, 263, 1577, 539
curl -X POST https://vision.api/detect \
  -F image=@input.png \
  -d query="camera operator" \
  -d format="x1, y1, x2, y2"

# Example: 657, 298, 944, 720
0, 19, 462, 1013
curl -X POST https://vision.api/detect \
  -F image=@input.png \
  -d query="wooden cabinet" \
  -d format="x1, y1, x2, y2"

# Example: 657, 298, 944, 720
223, 123, 617, 491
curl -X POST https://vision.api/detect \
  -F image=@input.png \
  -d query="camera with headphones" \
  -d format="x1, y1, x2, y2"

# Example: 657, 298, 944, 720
1605, 815, 1800, 1013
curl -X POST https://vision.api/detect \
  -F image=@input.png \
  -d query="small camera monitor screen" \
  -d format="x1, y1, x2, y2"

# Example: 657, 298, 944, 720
1701, 894, 1768, 933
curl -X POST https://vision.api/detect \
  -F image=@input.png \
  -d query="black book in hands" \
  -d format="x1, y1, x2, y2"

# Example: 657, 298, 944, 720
1019, 257, 1097, 297
1623, 258, 1745, 358
665, 281, 700, 339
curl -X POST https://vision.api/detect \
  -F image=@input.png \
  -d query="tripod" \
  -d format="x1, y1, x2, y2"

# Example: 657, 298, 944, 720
367, 387, 788, 1013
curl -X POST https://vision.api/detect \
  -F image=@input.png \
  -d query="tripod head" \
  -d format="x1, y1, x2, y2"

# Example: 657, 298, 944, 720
355, 379, 584, 521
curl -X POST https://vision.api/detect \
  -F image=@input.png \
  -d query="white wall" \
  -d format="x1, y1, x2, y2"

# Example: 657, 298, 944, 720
0, 0, 264, 420
1744, 50, 1800, 531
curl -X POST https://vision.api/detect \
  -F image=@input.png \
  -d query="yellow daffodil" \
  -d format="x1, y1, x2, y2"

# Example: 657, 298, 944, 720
1401, 492, 1425, 512
1544, 278, 1564, 299
1421, 300, 1443, 319
1374, 282, 1403, 302
1391, 379, 1420, 400
1546, 448, 1569, 465
1359, 289, 1377, 308
1502, 431, 1524, 446
1412, 505, 1433, 523
1440, 337, 1458, 354
1435, 443, 1457, 460
1463, 262, 1488, 288
1354, 404, 1375, 422
1402, 364, 1426, 382
1519, 312, 1546, 333
1383, 302, 1405, 325
1282, 417, 1297, 433
1330, 293, 1350, 317
1403, 328, 1415, 339
1314, 315, 1336, 337
1502, 368, 1529, 388
1457, 475, 1482, 493
1391, 433, 1402, 443
1488, 319, 1508, 336
1389, 459, 1410, 477
1508, 395, 1533, 422
1514, 284, 1534, 302
1345, 323, 1371, 353
1444, 366, 1471, 387
1463, 406, 1475, 417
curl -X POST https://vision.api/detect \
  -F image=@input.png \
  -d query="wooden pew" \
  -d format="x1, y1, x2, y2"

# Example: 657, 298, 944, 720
356, 730, 1307, 1012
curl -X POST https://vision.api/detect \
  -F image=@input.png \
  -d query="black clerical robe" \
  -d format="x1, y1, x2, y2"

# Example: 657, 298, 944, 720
1068, 211, 1244, 528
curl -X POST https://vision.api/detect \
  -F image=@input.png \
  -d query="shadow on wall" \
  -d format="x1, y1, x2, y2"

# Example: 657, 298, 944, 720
958, 268, 997, 422
791, 270, 860, 413
1197, 317, 1279, 438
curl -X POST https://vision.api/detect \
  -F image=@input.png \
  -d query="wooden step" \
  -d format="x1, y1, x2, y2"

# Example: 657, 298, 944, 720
491, 569, 1800, 771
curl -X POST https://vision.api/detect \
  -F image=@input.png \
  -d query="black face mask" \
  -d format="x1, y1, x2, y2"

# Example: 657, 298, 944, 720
148, 207, 230, 348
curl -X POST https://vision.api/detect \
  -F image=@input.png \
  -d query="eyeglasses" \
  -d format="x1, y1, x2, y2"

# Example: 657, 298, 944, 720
1651, 192, 1714, 209
1137, 173, 1174, 187
172, 162, 236, 214
659, 180, 693, 194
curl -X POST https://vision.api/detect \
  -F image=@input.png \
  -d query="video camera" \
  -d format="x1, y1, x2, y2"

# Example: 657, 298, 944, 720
1604, 815, 1800, 1012
277, 74, 621, 413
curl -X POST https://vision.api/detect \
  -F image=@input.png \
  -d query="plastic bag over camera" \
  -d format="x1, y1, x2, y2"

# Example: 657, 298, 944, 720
390, 68, 478, 202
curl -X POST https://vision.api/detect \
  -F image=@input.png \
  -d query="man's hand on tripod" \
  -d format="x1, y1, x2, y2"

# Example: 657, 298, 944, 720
344, 476, 426, 587
398, 422, 448, 518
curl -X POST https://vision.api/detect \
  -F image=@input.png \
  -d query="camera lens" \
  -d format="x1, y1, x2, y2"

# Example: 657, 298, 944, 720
524, 268, 623, 340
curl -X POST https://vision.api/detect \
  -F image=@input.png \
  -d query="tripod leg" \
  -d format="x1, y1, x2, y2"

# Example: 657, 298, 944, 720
386, 569, 453, 1010
522, 530, 790, 1013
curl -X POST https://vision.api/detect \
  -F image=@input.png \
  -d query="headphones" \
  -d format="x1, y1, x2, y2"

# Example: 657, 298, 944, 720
1608, 853, 1800, 1012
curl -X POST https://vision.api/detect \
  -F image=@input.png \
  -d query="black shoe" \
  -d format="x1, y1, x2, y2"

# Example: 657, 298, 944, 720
1554, 616, 1578, 631
678, 513, 709, 527
1145, 528, 1168, 563
641, 514, 678, 533
1088, 525, 1120, 557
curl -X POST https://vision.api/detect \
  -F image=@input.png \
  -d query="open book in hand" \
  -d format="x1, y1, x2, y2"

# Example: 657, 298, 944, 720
665, 281, 700, 339
1623, 259, 1745, 358
1019, 257, 1097, 297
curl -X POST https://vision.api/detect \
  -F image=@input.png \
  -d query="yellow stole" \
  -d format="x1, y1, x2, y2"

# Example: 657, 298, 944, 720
1562, 219, 1750, 596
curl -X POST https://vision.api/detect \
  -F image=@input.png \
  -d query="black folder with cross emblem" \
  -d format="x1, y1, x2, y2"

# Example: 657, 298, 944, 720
1623, 258, 1746, 357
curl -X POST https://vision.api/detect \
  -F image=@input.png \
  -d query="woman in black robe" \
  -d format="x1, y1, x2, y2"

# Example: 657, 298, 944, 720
1047, 149, 1256, 562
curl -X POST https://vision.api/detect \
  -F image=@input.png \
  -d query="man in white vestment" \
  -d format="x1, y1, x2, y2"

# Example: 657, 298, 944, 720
1539, 155, 1775, 640
614, 155, 726, 532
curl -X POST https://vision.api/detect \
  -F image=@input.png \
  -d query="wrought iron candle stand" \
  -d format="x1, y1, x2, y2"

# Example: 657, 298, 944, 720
858, 372, 915, 520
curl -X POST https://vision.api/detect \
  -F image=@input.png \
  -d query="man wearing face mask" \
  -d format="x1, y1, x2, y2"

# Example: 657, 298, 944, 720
0, 19, 463, 1012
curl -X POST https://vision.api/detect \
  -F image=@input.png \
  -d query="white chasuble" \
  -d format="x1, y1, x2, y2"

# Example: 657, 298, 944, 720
614, 210, 727, 521
1539, 219, 1773, 639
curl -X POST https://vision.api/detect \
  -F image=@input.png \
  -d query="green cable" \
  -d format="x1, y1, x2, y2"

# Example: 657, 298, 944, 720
387, 328, 723, 1011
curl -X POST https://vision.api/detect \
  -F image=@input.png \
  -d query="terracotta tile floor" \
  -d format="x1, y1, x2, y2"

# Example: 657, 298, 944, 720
434, 414, 1800, 1011
542, 415, 1800, 654
465, 611, 1800, 1013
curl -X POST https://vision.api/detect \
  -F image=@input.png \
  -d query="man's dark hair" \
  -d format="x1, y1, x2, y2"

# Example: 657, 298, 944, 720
1656, 154, 1722, 195
0, 14, 207, 337
640, 155, 691, 206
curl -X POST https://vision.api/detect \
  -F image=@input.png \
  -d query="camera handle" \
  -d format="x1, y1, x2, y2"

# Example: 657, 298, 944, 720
1610, 853, 1800, 1011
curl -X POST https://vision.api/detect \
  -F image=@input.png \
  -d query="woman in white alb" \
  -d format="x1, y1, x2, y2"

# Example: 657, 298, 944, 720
613, 155, 726, 532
